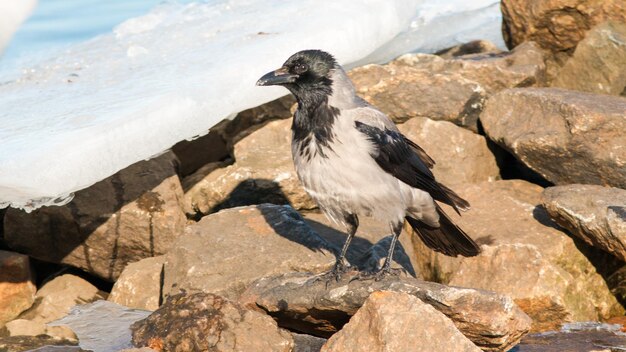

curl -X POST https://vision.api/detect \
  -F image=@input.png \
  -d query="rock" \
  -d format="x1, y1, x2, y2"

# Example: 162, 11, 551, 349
481, 88, 626, 188
172, 130, 229, 177
513, 322, 626, 352
109, 256, 165, 311
163, 204, 337, 300
321, 291, 481, 352
183, 119, 316, 217
411, 180, 624, 332
292, 333, 326, 352
3, 152, 187, 281
6, 274, 105, 340
435, 40, 502, 59
0, 335, 84, 352
398, 117, 500, 186
132, 292, 293, 352
302, 211, 421, 278
542, 185, 626, 261
553, 21, 626, 96
501, 0, 626, 54
349, 42, 545, 130
239, 271, 531, 351
0, 250, 35, 327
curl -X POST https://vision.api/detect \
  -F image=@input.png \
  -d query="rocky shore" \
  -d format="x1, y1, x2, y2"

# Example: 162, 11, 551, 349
1, 1, 626, 351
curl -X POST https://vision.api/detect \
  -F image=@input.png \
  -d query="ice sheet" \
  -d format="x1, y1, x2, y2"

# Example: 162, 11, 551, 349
0, 0, 502, 211
0, 0, 37, 54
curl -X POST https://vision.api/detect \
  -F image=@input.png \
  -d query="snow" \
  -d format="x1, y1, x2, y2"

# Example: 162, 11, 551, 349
0, 0, 503, 211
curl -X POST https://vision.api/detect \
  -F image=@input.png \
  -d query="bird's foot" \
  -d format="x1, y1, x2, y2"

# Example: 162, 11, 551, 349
352, 267, 403, 282
313, 261, 354, 284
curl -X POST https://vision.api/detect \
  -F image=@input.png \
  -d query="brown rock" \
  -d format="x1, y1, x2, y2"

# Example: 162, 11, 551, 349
435, 40, 502, 59
0, 335, 83, 352
349, 42, 545, 130
515, 322, 626, 352
398, 117, 500, 186
501, 0, 626, 53
552, 21, 626, 96
109, 256, 165, 311
183, 119, 316, 217
163, 204, 337, 300
3, 152, 187, 281
0, 250, 35, 327
321, 291, 480, 352
171, 130, 229, 177
411, 180, 624, 332
481, 88, 626, 188
542, 185, 626, 260
132, 292, 293, 352
239, 271, 531, 351
6, 273, 104, 339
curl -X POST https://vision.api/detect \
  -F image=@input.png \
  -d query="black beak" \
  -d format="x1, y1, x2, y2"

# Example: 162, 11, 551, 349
256, 67, 298, 86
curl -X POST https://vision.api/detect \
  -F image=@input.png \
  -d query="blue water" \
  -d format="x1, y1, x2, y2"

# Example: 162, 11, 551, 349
1, 0, 195, 68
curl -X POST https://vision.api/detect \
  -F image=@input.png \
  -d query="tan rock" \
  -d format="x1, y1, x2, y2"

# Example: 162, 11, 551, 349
4, 152, 187, 281
411, 180, 625, 332
131, 292, 293, 352
501, 0, 626, 53
481, 88, 626, 188
163, 204, 337, 300
183, 119, 316, 217
552, 21, 626, 96
0, 335, 81, 351
240, 272, 531, 351
109, 256, 165, 311
398, 117, 499, 186
542, 185, 626, 261
0, 250, 35, 327
349, 42, 545, 130
322, 291, 480, 352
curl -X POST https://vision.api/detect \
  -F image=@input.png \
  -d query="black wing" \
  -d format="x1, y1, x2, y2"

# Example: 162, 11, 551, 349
355, 121, 469, 214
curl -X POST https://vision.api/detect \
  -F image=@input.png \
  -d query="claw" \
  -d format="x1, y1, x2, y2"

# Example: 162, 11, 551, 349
353, 267, 403, 282
312, 261, 354, 286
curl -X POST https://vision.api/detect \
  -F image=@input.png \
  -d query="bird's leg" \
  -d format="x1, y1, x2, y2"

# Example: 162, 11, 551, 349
357, 222, 404, 282
316, 213, 358, 282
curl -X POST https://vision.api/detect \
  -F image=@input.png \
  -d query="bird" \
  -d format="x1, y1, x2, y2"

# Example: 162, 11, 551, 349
257, 49, 480, 279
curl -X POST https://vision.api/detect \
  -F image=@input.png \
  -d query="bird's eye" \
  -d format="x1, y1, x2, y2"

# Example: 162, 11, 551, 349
294, 64, 308, 74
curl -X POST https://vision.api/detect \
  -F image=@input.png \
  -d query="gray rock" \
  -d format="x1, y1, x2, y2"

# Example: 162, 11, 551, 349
542, 185, 626, 260
132, 292, 293, 352
239, 271, 531, 351
163, 204, 337, 300
321, 291, 481, 352
435, 40, 502, 59
552, 21, 626, 96
0, 250, 35, 327
481, 88, 626, 188
4, 152, 187, 281
0, 335, 83, 352
512, 322, 626, 352
292, 333, 326, 352
109, 256, 165, 311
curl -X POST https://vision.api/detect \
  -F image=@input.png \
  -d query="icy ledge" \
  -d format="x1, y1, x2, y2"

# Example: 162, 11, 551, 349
0, 0, 502, 211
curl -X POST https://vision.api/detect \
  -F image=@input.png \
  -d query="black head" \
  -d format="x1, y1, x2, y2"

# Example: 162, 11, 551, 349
256, 50, 337, 99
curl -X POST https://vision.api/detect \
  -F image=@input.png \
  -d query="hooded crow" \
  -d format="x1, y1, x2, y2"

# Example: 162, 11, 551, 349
257, 50, 480, 279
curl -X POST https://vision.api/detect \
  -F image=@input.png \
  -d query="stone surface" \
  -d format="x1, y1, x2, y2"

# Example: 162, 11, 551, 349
163, 204, 337, 300
542, 185, 626, 261
0, 250, 35, 327
132, 292, 293, 352
0, 335, 84, 352
398, 117, 500, 186
481, 88, 626, 188
435, 40, 502, 59
500, 0, 626, 53
512, 322, 626, 352
411, 180, 624, 332
552, 21, 626, 96
349, 42, 545, 130
6, 273, 105, 340
109, 256, 165, 311
3, 152, 187, 281
239, 272, 531, 351
183, 119, 316, 217
292, 333, 326, 352
321, 291, 480, 352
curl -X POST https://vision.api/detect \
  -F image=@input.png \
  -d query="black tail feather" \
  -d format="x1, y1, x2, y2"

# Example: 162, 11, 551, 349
406, 205, 480, 257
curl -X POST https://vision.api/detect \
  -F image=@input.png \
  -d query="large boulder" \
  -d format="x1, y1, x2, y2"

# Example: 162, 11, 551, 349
552, 21, 626, 96
349, 42, 545, 130
109, 256, 165, 311
240, 272, 531, 351
132, 292, 293, 352
411, 180, 625, 332
3, 152, 187, 281
183, 119, 316, 217
321, 291, 481, 352
542, 185, 626, 261
0, 250, 35, 327
163, 204, 337, 300
481, 88, 626, 188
